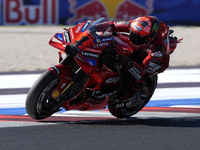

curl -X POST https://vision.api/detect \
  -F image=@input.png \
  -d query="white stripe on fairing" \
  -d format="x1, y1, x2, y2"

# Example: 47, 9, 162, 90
0, 69, 200, 89
0, 74, 40, 89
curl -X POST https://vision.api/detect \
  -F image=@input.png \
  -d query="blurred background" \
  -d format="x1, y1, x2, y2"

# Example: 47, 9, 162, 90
1, 0, 200, 26
0, 0, 200, 71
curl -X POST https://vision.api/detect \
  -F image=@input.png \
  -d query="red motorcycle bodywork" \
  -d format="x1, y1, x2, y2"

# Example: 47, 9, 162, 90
48, 21, 132, 111
48, 20, 181, 111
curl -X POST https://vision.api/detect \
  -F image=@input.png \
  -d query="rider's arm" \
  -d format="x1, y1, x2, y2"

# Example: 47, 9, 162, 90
142, 23, 170, 75
95, 21, 132, 33
143, 40, 170, 75
112, 21, 132, 32
127, 38, 170, 81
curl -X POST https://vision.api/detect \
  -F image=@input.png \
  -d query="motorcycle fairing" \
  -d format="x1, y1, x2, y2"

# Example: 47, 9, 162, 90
49, 31, 70, 51
48, 65, 72, 99
65, 86, 119, 111
48, 18, 134, 110
61, 63, 121, 111
48, 19, 128, 109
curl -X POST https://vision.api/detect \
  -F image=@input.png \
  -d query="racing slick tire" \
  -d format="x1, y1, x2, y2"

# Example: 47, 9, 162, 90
108, 75, 157, 118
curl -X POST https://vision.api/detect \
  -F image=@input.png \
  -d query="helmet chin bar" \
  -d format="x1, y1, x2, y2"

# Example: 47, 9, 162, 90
129, 31, 148, 45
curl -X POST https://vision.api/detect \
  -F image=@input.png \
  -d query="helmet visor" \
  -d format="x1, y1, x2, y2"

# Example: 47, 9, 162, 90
129, 31, 148, 45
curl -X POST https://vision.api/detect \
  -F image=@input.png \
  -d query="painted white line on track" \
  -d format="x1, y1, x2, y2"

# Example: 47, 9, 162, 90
158, 68, 200, 83
0, 122, 57, 128
0, 87, 200, 109
0, 68, 200, 89
151, 87, 200, 100
0, 74, 40, 89
0, 94, 26, 108
0, 68, 200, 112
170, 105, 200, 108
53, 110, 200, 118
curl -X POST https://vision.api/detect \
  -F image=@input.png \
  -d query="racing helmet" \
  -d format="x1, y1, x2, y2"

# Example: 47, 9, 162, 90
129, 16, 160, 45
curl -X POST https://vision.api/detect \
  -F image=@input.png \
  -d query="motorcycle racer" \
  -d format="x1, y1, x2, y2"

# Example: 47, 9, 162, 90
26, 17, 182, 120
95, 16, 180, 103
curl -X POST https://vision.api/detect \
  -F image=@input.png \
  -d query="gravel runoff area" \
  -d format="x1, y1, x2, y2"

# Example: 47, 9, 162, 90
0, 26, 199, 72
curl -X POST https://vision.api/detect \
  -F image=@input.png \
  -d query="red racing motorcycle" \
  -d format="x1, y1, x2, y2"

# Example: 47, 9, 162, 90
26, 18, 181, 120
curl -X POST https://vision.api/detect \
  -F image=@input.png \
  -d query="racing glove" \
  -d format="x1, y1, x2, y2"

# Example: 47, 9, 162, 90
127, 61, 147, 81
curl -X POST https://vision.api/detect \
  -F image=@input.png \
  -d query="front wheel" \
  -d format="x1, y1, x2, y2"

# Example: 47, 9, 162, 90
108, 75, 158, 118
26, 71, 62, 119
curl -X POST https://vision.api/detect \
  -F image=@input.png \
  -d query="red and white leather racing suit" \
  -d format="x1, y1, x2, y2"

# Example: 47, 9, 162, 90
96, 20, 170, 81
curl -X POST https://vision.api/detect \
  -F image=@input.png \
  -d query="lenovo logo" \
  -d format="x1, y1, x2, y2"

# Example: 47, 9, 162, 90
81, 51, 99, 58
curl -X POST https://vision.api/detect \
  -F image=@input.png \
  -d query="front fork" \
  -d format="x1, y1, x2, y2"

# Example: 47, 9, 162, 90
48, 55, 87, 102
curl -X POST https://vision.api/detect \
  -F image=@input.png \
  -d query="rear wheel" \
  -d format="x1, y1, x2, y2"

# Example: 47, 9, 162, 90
108, 75, 157, 118
26, 71, 63, 119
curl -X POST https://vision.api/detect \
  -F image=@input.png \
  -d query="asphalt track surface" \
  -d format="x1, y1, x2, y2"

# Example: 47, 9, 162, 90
1, 112, 200, 150
1, 68, 200, 150
0, 116, 199, 150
